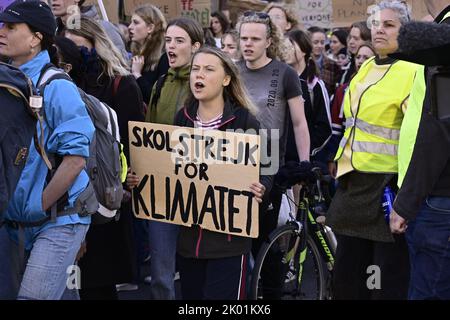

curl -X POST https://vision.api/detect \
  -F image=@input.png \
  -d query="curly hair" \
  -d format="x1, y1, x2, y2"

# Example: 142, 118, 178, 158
236, 12, 286, 61
263, 3, 299, 31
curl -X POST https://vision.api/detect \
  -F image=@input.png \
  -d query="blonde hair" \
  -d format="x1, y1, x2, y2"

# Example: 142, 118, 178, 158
263, 3, 299, 31
130, 5, 167, 72
186, 46, 257, 115
66, 17, 129, 77
236, 12, 287, 61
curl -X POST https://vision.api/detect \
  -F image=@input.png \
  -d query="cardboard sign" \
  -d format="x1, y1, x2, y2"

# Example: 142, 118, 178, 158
124, 0, 211, 26
298, 0, 333, 29
332, 0, 430, 28
0, 0, 14, 12
84, 0, 119, 23
129, 122, 260, 238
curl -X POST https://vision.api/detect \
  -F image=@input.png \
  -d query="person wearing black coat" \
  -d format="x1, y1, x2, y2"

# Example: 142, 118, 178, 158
389, 1, 450, 300
175, 46, 265, 300
58, 17, 145, 300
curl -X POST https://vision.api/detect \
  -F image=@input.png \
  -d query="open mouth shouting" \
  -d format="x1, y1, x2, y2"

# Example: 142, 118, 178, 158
168, 51, 177, 65
193, 81, 205, 92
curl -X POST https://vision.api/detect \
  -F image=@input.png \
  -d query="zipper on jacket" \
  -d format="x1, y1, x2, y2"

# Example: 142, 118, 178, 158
195, 227, 203, 258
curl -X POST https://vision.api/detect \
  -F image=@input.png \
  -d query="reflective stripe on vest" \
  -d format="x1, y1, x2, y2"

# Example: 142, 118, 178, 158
335, 58, 418, 173
339, 136, 398, 156
344, 117, 401, 141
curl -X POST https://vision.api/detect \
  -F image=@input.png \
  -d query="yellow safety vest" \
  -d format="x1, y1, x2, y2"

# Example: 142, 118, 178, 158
398, 11, 450, 187
335, 58, 418, 173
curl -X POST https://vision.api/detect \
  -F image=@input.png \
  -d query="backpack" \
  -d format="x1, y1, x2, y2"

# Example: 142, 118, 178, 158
149, 73, 168, 111
37, 64, 124, 225
0, 62, 43, 219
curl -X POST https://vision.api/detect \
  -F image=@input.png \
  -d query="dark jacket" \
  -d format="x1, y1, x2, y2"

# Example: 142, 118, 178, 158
0, 63, 37, 216
136, 53, 169, 104
285, 71, 332, 162
175, 99, 261, 259
77, 72, 144, 289
393, 8, 450, 220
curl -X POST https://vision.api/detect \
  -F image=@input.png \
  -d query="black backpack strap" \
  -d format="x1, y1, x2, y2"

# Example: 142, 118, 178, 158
34, 64, 71, 171
150, 73, 168, 110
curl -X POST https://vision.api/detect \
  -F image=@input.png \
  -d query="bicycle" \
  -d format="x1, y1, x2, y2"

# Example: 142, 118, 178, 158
249, 166, 337, 300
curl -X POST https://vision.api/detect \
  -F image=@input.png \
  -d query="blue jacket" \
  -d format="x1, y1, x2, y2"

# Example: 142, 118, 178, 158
5, 51, 95, 249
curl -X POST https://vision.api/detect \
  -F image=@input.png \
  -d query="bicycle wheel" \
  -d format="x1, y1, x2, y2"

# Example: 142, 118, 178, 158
250, 225, 327, 300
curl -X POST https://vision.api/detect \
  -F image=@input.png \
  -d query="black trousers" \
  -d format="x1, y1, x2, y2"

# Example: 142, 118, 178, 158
332, 233, 410, 300
178, 254, 248, 300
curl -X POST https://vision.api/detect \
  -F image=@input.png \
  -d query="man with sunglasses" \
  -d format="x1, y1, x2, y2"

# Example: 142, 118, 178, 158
236, 11, 311, 299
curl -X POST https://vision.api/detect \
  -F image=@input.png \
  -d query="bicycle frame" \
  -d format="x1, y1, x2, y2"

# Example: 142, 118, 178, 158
291, 183, 335, 291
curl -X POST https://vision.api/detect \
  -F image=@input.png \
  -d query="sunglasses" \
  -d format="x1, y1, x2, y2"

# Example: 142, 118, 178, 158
243, 11, 270, 20
242, 11, 272, 33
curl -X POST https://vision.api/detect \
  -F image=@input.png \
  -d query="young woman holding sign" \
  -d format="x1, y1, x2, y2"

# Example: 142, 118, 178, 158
174, 46, 266, 300
143, 17, 204, 300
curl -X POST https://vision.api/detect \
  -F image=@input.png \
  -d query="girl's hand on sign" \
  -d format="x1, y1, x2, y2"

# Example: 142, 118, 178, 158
250, 182, 265, 203
126, 169, 140, 190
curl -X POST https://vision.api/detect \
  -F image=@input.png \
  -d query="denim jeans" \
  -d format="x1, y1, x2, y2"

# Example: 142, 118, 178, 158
8, 223, 89, 300
148, 220, 179, 300
406, 196, 450, 300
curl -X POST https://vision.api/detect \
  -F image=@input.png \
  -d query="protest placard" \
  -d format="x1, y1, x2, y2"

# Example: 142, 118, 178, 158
298, 0, 333, 29
124, 0, 211, 27
332, 0, 430, 28
129, 122, 260, 238
84, 0, 119, 23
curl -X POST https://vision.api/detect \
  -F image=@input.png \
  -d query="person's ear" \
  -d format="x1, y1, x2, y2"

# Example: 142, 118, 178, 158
147, 23, 155, 35
192, 42, 201, 53
64, 63, 73, 73
266, 37, 272, 49
30, 32, 43, 50
286, 22, 292, 32
223, 75, 231, 87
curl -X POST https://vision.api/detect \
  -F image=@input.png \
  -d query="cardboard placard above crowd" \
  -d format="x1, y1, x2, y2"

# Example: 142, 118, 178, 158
331, 0, 429, 28
84, 0, 119, 24
129, 122, 261, 238
298, 0, 333, 29
124, 0, 211, 27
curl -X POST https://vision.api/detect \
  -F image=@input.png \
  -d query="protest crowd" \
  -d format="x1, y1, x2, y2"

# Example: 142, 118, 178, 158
0, 0, 449, 301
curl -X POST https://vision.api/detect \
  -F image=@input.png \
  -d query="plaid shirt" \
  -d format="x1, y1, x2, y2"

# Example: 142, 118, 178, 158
319, 54, 342, 97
